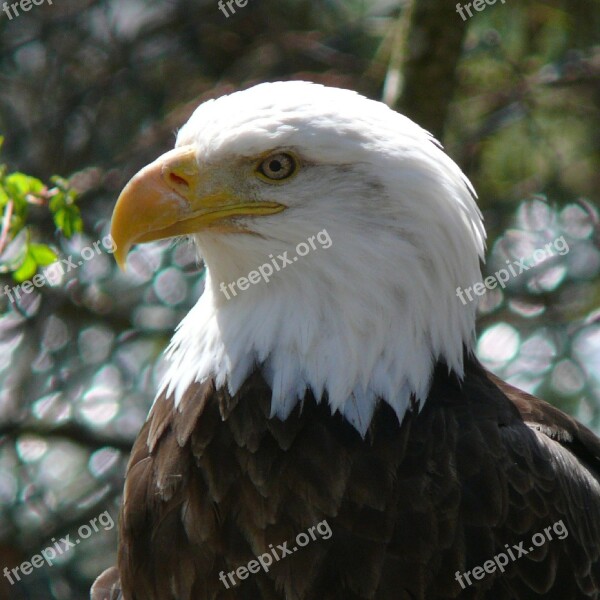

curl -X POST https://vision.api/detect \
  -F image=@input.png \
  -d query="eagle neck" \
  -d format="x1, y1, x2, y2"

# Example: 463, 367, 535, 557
159, 226, 480, 437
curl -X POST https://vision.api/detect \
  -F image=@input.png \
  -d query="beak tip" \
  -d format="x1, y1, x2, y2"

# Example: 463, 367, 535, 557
112, 243, 129, 272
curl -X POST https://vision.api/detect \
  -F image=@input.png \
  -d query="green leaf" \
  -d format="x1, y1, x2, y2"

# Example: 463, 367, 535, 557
5, 172, 44, 197
0, 140, 82, 277
53, 208, 67, 232
0, 185, 8, 209
29, 243, 58, 266
50, 175, 71, 192
49, 191, 66, 214
54, 206, 83, 238
10, 241, 58, 282
13, 252, 37, 283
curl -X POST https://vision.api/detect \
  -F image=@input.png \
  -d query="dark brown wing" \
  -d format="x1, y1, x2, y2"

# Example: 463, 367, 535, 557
109, 356, 600, 599
450, 358, 600, 599
484, 370, 600, 598
489, 370, 600, 472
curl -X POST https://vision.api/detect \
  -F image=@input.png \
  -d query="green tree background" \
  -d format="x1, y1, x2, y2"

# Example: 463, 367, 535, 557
0, 0, 598, 597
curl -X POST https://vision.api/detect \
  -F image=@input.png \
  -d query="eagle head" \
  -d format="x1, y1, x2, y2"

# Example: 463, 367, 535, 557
111, 81, 486, 435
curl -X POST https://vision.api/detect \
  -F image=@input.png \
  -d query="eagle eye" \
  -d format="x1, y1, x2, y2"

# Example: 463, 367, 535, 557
257, 153, 297, 181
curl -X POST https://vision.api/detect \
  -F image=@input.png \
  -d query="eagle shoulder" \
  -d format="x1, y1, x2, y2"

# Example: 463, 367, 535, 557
110, 362, 600, 599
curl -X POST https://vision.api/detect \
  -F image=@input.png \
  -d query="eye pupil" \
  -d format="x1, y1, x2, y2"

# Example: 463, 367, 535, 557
258, 153, 296, 181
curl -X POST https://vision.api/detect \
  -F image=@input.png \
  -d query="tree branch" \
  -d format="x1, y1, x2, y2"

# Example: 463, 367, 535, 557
0, 420, 134, 453
395, 0, 469, 139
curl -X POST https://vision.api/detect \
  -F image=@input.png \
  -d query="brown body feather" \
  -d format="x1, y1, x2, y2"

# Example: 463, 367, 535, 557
92, 354, 600, 599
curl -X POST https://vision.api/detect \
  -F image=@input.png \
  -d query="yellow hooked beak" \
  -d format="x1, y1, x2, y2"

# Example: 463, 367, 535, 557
110, 145, 286, 269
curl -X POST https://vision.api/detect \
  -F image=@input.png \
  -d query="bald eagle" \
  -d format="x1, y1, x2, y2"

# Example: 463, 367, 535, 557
92, 82, 600, 600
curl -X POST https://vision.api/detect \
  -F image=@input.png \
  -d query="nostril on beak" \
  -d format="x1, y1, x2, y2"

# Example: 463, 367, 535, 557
168, 172, 190, 188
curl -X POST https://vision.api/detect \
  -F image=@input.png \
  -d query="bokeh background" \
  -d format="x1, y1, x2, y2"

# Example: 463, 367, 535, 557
0, 0, 599, 598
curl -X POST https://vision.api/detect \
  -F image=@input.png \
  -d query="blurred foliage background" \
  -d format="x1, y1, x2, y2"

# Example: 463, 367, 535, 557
0, 0, 598, 598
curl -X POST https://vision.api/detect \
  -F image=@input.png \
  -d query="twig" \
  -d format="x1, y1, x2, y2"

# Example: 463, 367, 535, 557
0, 420, 135, 453
0, 199, 14, 256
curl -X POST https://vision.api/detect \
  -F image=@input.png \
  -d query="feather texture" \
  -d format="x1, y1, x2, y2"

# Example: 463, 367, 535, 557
103, 354, 600, 599
97, 81, 600, 600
